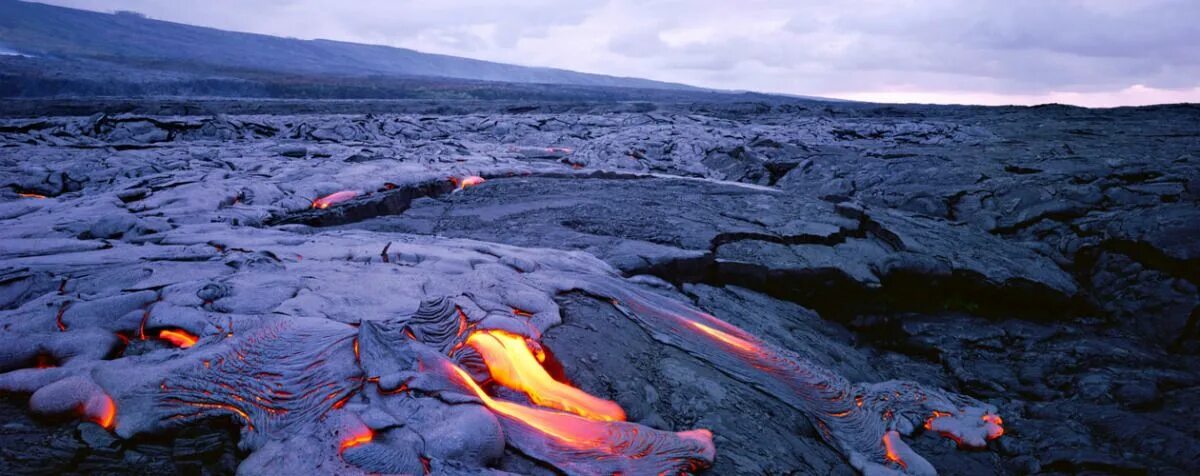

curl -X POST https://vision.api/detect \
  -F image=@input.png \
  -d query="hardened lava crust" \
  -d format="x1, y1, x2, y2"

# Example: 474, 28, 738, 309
0, 100, 1197, 475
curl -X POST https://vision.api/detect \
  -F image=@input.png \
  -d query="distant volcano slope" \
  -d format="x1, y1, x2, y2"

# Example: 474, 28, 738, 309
0, 0, 761, 101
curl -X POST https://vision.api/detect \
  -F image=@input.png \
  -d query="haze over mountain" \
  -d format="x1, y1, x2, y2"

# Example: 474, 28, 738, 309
0, 0, 753, 100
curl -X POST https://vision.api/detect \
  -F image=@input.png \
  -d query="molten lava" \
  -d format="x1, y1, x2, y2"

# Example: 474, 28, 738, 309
158, 329, 199, 348
34, 354, 57, 369
55, 302, 70, 331
982, 413, 1004, 440
924, 410, 951, 431
445, 361, 606, 447
91, 394, 116, 429
466, 330, 625, 422
17, 192, 47, 199
685, 320, 759, 354
340, 428, 373, 453
925, 410, 1005, 448
311, 190, 358, 209
882, 430, 907, 469
453, 175, 485, 190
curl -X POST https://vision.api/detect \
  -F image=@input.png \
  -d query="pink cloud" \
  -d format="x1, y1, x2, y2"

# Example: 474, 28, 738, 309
830, 84, 1200, 108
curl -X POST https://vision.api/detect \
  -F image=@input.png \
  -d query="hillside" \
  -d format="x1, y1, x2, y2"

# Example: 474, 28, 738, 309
0, 0, 714, 99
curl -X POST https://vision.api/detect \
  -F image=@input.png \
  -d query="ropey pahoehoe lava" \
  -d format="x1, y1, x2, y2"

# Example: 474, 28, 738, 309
1, 102, 1197, 475
0, 217, 1000, 475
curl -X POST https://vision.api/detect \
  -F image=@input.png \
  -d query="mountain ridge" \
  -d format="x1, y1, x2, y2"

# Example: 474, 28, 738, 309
0, 0, 764, 100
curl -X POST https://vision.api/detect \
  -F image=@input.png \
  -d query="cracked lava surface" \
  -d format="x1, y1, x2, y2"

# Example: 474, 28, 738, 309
0, 101, 1198, 475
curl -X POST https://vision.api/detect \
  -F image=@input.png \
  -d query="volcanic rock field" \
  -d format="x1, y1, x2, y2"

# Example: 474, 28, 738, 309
0, 100, 1197, 475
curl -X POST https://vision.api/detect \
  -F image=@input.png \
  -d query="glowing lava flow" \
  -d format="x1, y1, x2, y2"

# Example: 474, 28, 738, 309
444, 356, 714, 475
158, 329, 199, 348
583, 279, 1005, 472
686, 320, 759, 354
982, 414, 1004, 439
445, 362, 609, 447
17, 192, 47, 199
466, 330, 625, 422
84, 394, 117, 429
311, 190, 358, 209
882, 431, 907, 469
452, 175, 485, 190
340, 427, 374, 453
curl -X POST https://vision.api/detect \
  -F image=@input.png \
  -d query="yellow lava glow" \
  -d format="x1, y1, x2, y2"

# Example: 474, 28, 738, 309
445, 361, 608, 448
311, 190, 358, 209
93, 395, 116, 429
453, 175, 486, 190
882, 430, 907, 469
340, 428, 373, 452
982, 413, 1004, 440
158, 329, 198, 348
466, 330, 625, 422
685, 321, 758, 354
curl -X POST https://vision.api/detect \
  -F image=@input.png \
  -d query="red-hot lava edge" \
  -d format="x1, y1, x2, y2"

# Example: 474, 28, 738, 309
310, 175, 484, 210
0, 262, 1001, 475
532, 273, 1005, 474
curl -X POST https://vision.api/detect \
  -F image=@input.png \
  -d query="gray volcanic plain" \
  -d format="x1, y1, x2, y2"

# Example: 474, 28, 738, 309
0, 98, 1197, 476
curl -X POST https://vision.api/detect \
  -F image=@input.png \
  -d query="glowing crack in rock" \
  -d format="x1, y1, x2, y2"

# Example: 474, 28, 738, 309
0, 231, 1001, 475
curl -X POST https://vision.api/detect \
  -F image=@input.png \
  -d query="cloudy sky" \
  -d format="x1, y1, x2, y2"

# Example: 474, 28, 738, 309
39, 0, 1200, 107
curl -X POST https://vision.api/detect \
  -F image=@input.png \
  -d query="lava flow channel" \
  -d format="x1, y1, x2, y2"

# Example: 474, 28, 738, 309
443, 361, 714, 475
451, 175, 485, 190
311, 190, 358, 209
579, 278, 1004, 472
466, 329, 625, 422
158, 329, 199, 348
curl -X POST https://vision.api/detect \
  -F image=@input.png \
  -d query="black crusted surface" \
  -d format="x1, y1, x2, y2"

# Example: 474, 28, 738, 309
0, 99, 1197, 475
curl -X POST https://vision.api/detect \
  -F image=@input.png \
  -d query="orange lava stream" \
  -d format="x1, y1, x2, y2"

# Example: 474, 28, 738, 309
311, 190, 358, 209
982, 414, 1004, 440
923, 410, 951, 431
89, 394, 117, 429
18, 192, 47, 199
882, 430, 907, 469
159, 329, 199, 348
98, 396, 116, 428
177, 401, 252, 429
453, 175, 486, 189
445, 362, 607, 448
466, 330, 625, 422
340, 428, 374, 453
685, 320, 759, 354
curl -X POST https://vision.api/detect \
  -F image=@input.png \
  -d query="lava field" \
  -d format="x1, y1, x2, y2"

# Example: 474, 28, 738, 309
0, 100, 1197, 475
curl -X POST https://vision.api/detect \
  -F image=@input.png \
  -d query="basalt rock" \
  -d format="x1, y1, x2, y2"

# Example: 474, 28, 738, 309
0, 100, 1197, 475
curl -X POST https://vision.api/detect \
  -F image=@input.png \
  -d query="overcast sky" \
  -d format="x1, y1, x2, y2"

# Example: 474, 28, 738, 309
38, 0, 1200, 107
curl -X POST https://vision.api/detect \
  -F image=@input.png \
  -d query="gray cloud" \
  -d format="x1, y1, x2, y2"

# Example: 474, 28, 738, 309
34, 0, 1200, 105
